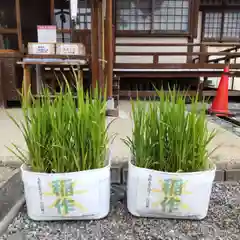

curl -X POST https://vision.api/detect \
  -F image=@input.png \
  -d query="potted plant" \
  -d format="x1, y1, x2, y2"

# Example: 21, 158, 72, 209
8, 80, 112, 221
124, 89, 216, 220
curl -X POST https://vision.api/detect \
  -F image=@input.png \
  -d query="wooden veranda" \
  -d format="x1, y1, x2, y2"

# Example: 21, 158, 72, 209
115, 43, 240, 99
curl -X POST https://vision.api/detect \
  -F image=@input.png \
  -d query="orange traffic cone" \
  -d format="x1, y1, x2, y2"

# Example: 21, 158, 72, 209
208, 66, 233, 117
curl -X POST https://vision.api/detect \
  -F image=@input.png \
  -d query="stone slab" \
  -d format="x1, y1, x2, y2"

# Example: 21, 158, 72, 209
214, 169, 225, 181
225, 169, 240, 181
110, 166, 122, 184
0, 167, 17, 187
0, 171, 23, 222
110, 161, 227, 184
207, 121, 240, 169
0, 170, 24, 237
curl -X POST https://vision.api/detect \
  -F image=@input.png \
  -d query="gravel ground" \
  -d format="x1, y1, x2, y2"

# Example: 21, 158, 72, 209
1, 182, 240, 240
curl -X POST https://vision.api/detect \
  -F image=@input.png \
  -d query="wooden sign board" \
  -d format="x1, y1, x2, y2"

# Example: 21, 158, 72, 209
28, 43, 55, 55
56, 43, 86, 56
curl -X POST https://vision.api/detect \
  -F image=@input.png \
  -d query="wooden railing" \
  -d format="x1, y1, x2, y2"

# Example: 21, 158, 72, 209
203, 46, 240, 92
206, 46, 240, 64
114, 43, 240, 70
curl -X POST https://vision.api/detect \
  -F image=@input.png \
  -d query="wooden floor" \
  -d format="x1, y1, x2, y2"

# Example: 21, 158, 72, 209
119, 89, 240, 99
203, 89, 240, 97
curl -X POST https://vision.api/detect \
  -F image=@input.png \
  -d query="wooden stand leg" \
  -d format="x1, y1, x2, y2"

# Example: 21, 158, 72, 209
23, 64, 31, 105
36, 65, 43, 95
77, 66, 83, 86
0, 60, 7, 108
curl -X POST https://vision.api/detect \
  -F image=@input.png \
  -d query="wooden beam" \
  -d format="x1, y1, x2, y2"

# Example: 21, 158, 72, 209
106, 0, 113, 97
26, 54, 87, 60
114, 63, 240, 69
50, 0, 55, 24
203, 90, 240, 97
91, 0, 99, 89
15, 0, 23, 52
115, 43, 240, 47
115, 52, 240, 56
0, 28, 18, 34
115, 71, 231, 78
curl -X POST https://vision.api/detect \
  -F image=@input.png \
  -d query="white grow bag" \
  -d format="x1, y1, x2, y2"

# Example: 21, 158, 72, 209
127, 161, 216, 220
21, 155, 111, 221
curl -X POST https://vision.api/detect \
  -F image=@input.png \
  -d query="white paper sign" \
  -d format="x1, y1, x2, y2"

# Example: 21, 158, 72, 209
56, 43, 86, 56
37, 25, 57, 43
28, 43, 55, 55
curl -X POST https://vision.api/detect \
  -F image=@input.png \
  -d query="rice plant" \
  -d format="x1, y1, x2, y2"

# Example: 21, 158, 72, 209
8, 76, 111, 173
123, 88, 216, 172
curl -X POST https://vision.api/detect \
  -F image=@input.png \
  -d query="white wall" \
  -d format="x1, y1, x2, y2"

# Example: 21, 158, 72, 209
116, 37, 188, 64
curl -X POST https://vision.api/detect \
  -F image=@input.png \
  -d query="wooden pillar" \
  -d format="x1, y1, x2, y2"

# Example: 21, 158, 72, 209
98, 1, 104, 94
91, 0, 99, 89
105, 0, 113, 98
23, 64, 31, 105
187, 37, 193, 63
101, 0, 106, 95
104, 20, 108, 90
15, 0, 23, 52
50, 0, 55, 24
199, 44, 207, 64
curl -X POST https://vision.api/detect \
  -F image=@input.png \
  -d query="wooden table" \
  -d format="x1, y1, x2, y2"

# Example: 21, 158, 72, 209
17, 58, 87, 104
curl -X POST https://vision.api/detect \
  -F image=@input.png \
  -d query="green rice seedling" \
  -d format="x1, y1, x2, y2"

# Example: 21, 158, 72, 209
123, 88, 216, 172
7, 75, 112, 173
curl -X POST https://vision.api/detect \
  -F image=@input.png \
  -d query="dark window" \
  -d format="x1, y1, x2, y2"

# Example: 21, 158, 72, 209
54, 0, 91, 42
0, 0, 18, 50
54, 0, 71, 42
200, 0, 222, 6
203, 11, 240, 41
116, 0, 152, 31
0, 0, 17, 29
225, 0, 240, 6
0, 34, 18, 50
75, 0, 91, 29
116, 0, 189, 34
